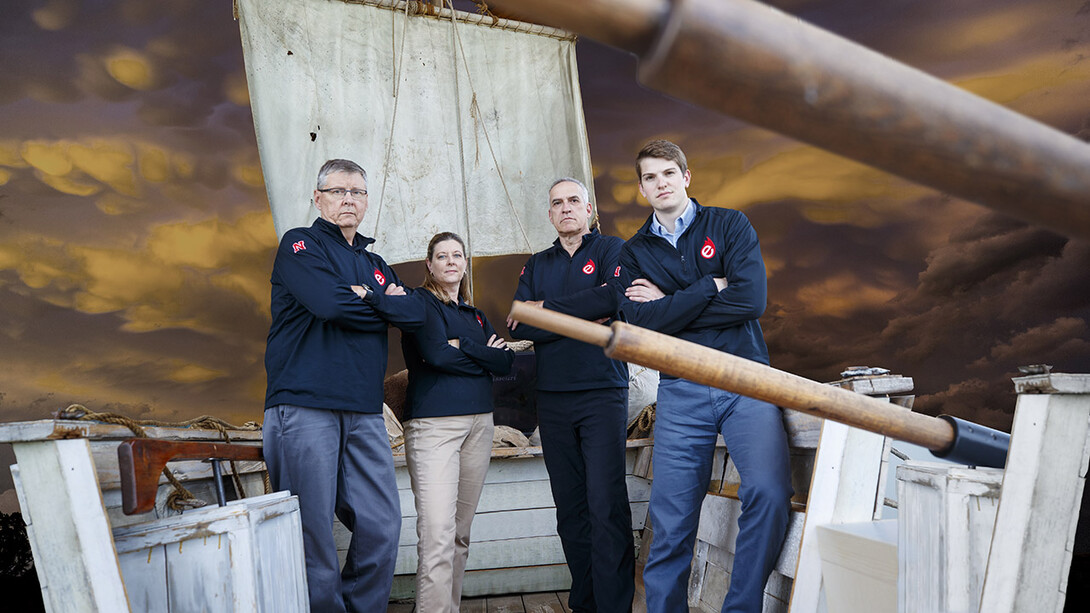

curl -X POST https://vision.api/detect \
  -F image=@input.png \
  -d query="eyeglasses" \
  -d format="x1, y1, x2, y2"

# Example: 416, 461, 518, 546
318, 188, 368, 198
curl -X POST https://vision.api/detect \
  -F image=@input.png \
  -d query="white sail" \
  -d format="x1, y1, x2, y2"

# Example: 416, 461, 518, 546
236, 0, 594, 264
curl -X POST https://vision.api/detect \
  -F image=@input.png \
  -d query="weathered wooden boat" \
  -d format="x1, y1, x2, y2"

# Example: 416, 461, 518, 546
8, 0, 1090, 610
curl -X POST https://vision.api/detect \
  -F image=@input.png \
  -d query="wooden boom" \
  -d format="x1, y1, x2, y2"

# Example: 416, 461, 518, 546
510, 301, 957, 452
488, 0, 1090, 239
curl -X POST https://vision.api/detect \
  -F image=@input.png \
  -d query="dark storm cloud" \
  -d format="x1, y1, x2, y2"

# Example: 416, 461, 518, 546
917, 223, 1068, 296
1, 0, 245, 129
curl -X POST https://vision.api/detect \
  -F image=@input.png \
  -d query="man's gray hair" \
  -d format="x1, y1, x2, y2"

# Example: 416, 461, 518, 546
317, 159, 367, 189
548, 177, 590, 205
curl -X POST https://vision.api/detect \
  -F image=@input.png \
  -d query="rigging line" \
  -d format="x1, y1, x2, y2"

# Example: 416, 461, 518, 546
445, 0, 475, 300
373, 1, 413, 240
443, 0, 535, 255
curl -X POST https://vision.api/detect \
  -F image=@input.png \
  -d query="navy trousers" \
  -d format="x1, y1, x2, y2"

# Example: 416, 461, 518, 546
642, 379, 792, 613
537, 388, 635, 613
264, 405, 401, 613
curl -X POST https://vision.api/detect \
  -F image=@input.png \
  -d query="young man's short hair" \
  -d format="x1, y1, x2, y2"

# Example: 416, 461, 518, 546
636, 139, 688, 177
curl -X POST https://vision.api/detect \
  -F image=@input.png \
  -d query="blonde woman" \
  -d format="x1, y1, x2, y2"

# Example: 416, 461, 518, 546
401, 232, 513, 612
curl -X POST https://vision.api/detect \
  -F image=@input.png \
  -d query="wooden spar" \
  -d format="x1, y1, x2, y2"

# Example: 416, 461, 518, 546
488, 0, 1090, 239
509, 301, 955, 452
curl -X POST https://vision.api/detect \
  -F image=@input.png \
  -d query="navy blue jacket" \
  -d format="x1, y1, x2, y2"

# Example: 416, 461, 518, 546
402, 291, 514, 419
509, 230, 628, 392
264, 217, 425, 413
619, 200, 770, 374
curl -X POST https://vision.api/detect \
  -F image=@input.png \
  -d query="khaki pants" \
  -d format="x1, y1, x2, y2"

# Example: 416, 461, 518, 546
404, 413, 494, 613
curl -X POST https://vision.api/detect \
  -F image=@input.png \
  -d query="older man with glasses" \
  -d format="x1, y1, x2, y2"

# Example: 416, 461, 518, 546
263, 158, 425, 612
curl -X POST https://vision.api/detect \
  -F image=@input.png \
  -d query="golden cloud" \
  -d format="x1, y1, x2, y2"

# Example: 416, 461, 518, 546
104, 47, 157, 91
0, 167, 11, 185
694, 143, 931, 227
931, 5, 1054, 60
22, 141, 72, 175
795, 272, 898, 317
169, 363, 227, 384
95, 192, 147, 215
612, 215, 647, 241
0, 140, 28, 168
69, 141, 139, 196
138, 145, 172, 183
148, 211, 275, 270
231, 159, 265, 189
35, 169, 103, 196
224, 72, 251, 107
30, 0, 79, 31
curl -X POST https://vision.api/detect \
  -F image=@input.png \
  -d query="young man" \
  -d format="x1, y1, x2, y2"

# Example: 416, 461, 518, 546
619, 140, 793, 613
263, 159, 424, 612
507, 177, 635, 612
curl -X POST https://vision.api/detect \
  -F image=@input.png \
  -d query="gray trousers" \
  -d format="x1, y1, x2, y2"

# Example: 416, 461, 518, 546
264, 405, 401, 613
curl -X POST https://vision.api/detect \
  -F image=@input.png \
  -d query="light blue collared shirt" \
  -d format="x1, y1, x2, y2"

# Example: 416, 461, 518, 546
649, 198, 696, 248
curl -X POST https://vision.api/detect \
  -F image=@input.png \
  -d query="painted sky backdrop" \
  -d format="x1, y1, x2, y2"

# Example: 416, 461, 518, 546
2, 0, 1090, 511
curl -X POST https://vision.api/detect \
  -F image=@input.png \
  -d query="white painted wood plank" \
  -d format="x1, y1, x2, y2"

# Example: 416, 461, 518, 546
979, 388, 1090, 613
12, 439, 130, 612
816, 521, 896, 613
164, 533, 238, 612
897, 462, 1001, 613
117, 546, 169, 613
0, 419, 262, 444
695, 494, 806, 578
11, 466, 56, 613
787, 420, 887, 613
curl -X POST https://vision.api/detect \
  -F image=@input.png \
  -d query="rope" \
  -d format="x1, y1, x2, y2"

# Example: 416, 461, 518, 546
373, 0, 413, 238
627, 403, 656, 439
57, 404, 264, 512
443, 0, 535, 255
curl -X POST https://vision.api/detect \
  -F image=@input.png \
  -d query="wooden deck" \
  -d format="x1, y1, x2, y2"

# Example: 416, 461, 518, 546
385, 559, 685, 613
386, 591, 572, 612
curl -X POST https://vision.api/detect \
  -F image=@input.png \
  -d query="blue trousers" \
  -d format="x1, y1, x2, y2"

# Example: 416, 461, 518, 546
643, 379, 792, 613
264, 405, 401, 613
537, 388, 635, 613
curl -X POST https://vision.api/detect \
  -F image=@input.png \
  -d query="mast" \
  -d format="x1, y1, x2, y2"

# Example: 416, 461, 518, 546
488, 0, 1090, 239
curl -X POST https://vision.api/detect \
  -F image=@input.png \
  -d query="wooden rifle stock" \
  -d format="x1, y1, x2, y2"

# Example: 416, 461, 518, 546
509, 301, 956, 452
117, 439, 263, 515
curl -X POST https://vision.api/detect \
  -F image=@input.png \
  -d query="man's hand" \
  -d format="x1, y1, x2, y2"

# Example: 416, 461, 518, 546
506, 300, 544, 330
385, 284, 407, 296
625, 278, 665, 303
486, 334, 508, 349
713, 277, 729, 292
447, 338, 460, 349
350, 285, 368, 299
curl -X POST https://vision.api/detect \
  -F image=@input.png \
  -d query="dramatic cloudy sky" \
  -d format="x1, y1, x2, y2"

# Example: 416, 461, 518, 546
2, 0, 1090, 509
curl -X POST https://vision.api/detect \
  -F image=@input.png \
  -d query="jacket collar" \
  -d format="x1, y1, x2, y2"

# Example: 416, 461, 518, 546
312, 217, 376, 251
637, 199, 705, 238
550, 228, 600, 253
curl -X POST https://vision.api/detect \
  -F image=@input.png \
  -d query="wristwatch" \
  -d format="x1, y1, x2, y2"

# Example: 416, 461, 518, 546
361, 284, 375, 303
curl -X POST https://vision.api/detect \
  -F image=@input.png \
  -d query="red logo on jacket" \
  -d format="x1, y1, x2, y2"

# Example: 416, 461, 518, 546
700, 237, 716, 259
614, 265, 621, 277
292, 240, 306, 253
373, 269, 386, 285
476, 314, 484, 328
582, 259, 595, 275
